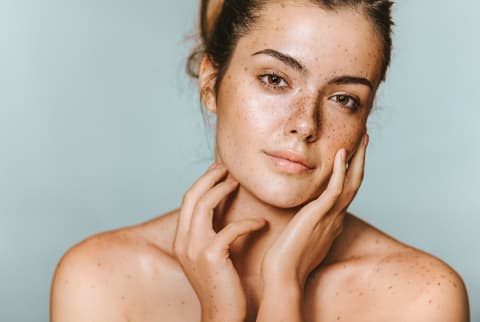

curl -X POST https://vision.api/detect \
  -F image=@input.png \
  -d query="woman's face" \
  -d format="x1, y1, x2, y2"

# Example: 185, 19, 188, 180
207, 2, 384, 208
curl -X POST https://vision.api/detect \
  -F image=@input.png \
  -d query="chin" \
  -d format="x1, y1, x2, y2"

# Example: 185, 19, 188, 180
241, 178, 321, 210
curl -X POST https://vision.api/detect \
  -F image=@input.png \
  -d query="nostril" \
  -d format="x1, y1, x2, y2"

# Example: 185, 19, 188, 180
306, 134, 315, 143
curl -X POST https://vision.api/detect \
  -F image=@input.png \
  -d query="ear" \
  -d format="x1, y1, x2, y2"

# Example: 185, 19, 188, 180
198, 55, 218, 113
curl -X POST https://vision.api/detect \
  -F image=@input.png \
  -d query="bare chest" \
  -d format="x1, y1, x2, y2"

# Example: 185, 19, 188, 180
126, 261, 396, 322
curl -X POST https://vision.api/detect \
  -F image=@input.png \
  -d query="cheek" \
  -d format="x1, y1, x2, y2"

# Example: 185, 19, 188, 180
214, 80, 271, 162
320, 110, 366, 157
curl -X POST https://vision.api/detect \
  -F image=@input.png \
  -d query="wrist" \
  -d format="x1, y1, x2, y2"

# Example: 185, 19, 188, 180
258, 282, 304, 322
201, 306, 246, 322
261, 280, 303, 303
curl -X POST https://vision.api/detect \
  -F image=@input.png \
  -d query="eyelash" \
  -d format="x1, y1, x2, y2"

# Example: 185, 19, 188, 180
329, 94, 361, 111
258, 73, 289, 91
257, 73, 361, 111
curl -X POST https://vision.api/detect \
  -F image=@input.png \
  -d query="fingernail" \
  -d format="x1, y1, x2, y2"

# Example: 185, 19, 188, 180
209, 163, 217, 170
339, 149, 346, 161
363, 133, 369, 146
209, 162, 224, 170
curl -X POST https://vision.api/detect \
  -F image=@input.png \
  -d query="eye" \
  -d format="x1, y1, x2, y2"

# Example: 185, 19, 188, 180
258, 73, 289, 90
330, 94, 361, 111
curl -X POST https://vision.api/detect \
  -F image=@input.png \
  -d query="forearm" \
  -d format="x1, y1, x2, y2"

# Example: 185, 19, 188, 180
256, 283, 304, 322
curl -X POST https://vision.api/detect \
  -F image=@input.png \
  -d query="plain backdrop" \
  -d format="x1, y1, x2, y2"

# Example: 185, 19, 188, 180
1, 0, 478, 321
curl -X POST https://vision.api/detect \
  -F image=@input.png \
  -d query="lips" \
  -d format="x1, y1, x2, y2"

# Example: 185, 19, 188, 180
264, 150, 315, 173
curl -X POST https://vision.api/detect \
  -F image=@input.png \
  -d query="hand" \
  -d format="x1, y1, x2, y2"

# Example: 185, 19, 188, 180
261, 134, 369, 289
173, 164, 267, 322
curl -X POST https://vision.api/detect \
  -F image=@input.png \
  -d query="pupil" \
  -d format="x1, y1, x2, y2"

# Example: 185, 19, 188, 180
271, 75, 279, 83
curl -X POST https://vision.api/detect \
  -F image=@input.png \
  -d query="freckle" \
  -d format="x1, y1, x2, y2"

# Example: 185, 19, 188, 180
97, 262, 102, 267
181, 300, 185, 305
375, 239, 379, 244
428, 299, 432, 304
337, 316, 341, 320
437, 282, 441, 286
121, 296, 125, 300
387, 286, 393, 290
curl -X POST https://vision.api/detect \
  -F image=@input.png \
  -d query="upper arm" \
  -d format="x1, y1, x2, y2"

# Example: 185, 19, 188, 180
50, 239, 128, 322
402, 268, 470, 322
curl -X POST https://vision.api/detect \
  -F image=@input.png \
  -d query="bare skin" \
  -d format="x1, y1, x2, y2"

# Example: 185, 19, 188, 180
51, 3, 469, 322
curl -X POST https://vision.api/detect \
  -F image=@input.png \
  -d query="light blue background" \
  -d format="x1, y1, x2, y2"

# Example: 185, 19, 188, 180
1, 0, 478, 321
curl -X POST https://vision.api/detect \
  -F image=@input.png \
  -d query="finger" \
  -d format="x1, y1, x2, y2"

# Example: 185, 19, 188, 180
346, 133, 368, 188
189, 177, 240, 241
210, 218, 267, 256
175, 164, 228, 246
332, 133, 368, 213
287, 148, 347, 232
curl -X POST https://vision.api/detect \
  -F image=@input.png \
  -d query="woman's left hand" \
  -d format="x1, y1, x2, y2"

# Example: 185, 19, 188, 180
260, 134, 369, 289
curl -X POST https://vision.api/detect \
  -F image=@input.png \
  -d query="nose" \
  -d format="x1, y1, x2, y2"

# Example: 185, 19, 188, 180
285, 99, 319, 143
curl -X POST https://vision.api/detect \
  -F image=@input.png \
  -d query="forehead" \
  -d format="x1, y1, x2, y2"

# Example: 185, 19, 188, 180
234, 2, 383, 84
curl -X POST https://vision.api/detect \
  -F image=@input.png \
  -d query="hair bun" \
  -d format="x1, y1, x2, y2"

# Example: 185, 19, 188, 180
202, 0, 225, 42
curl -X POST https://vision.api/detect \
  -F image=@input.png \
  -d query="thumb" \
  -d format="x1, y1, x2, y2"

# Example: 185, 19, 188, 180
212, 218, 267, 255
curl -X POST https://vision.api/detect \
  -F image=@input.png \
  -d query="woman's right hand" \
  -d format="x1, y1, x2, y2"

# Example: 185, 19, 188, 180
173, 163, 267, 322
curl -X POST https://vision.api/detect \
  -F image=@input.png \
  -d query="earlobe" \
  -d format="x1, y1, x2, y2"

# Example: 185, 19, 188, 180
199, 55, 218, 113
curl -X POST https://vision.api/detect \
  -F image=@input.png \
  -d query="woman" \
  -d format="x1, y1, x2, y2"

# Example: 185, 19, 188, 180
50, 1, 470, 321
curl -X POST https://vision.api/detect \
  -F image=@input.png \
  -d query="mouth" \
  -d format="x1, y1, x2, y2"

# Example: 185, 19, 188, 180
264, 150, 315, 174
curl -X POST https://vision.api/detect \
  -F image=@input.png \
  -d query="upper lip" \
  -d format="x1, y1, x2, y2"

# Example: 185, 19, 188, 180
264, 150, 315, 169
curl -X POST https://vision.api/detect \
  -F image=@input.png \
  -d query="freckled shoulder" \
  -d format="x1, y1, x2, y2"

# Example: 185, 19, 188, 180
51, 210, 198, 322
306, 214, 469, 322
368, 247, 470, 321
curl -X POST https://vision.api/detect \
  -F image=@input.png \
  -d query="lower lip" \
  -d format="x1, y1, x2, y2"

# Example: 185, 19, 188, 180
265, 153, 313, 174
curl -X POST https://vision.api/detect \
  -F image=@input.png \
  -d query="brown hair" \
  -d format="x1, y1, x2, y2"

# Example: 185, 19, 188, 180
187, 0, 394, 92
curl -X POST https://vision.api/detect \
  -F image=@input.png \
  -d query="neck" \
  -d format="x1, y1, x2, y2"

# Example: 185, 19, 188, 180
213, 186, 301, 278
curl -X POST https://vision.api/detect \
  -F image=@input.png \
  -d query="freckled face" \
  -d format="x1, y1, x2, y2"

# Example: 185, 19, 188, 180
211, 3, 384, 208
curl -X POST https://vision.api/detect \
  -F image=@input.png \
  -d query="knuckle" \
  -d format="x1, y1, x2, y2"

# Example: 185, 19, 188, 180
185, 247, 198, 262
328, 185, 343, 200
193, 198, 211, 214
350, 174, 363, 187
333, 219, 343, 231
202, 246, 221, 263
181, 190, 194, 205
342, 187, 356, 200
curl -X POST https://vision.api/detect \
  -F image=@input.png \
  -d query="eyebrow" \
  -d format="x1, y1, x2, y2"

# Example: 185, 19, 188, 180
252, 49, 306, 73
327, 76, 373, 90
252, 48, 373, 89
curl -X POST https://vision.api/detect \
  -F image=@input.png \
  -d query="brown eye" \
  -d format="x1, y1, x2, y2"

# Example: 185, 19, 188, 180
330, 94, 360, 111
258, 73, 289, 90
337, 95, 348, 103
268, 74, 281, 85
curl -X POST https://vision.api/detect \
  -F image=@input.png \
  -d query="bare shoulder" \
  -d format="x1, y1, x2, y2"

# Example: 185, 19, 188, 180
308, 214, 470, 322
51, 210, 197, 322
